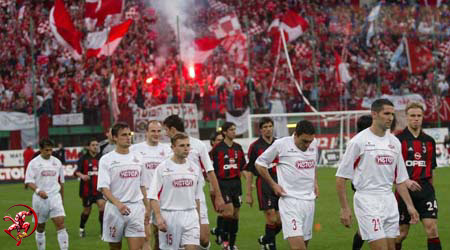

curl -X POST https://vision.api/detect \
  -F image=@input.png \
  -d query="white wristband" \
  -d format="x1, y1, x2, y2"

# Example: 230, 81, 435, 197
35, 188, 40, 194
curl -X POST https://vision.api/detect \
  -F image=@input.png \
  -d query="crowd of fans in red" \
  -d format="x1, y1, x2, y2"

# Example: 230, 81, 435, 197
0, 0, 449, 124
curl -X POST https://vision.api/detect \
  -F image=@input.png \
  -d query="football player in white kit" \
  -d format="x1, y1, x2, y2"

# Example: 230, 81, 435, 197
25, 138, 69, 250
163, 115, 225, 250
255, 120, 319, 250
149, 133, 203, 250
130, 120, 172, 250
98, 122, 150, 250
336, 99, 419, 250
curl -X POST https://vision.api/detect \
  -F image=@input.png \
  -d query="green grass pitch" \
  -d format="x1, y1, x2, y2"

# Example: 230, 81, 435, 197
1, 168, 448, 249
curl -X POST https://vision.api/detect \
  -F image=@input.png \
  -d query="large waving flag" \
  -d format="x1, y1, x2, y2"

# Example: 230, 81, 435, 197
85, 19, 132, 58
180, 36, 222, 78
94, 0, 123, 27
49, 0, 83, 60
84, 0, 98, 31
404, 37, 434, 74
268, 10, 309, 54
366, 2, 382, 47
208, 13, 241, 39
335, 51, 352, 88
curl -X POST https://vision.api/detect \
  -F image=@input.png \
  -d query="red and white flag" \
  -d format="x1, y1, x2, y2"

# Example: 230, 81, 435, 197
268, 10, 309, 43
49, 0, 83, 60
94, 0, 123, 27
85, 19, 132, 58
404, 37, 434, 74
181, 36, 221, 78
209, 13, 241, 39
221, 32, 248, 67
295, 43, 312, 58
84, 0, 98, 31
335, 50, 352, 88
439, 40, 450, 57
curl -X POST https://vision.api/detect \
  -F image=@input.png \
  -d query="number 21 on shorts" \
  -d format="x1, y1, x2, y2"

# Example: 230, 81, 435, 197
372, 218, 381, 232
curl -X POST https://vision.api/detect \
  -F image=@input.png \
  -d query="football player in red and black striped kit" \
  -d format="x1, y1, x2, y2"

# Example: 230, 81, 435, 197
395, 102, 442, 250
245, 117, 281, 250
74, 138, 105, 238
210, 122, 248, 250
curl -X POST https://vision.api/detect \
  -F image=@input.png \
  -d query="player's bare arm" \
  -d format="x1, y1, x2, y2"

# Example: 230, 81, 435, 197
150, 199, 167, 232
196, 199, 201, 224
336, 177, 352, 228
314, 168, 319, 198
206, 171, 225, 212
255, 163, 286, 196
140, 186, 150, 225
100, 187, 130, 216
26, 183, 48, 199
244, 170, 253, 207
396, 181, 419, 224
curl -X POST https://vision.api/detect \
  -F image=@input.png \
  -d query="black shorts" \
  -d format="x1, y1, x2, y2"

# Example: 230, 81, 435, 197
256, 176, 279, 211
219, 178, 242, 208
82, 194, 105, 207
398, 181, 438, 224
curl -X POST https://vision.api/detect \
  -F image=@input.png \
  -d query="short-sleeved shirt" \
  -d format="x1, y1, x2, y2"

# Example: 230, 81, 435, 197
247, 137, 278, 177
130, 142, 171, 190
148, 158, 202, 210
210, 141, 247, 180
396, 128, 437, 182
25, 155, 64, 195
75, 152, 101, 198
255, 136, 318, 200
336, 128, 409, 194
188, 136, 214, 181
97, 151, 145, 203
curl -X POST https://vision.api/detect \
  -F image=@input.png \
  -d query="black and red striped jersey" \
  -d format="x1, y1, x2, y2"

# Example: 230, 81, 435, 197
210, 141, 246, 180
246, 137, 278, 177
75, 152, 101, 197
396, 128, 437, 182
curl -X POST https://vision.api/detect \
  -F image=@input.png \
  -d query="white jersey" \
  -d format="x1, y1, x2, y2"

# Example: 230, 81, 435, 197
255, 136, 318, 200
336, 128, 409, 194
130, 142, 171, 190
97, 150, 146, 203
24, 155, 64, 195
188, 136, 214, 181
148, 158, 203, 210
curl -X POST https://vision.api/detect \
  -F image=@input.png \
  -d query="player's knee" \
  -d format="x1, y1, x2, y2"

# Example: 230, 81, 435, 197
200, 235, 210, 247
424, 221, 439, 238
37, 223, 46, 232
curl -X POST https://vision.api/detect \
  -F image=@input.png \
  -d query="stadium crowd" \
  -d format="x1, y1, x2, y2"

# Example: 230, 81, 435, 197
0, 0, 449, 124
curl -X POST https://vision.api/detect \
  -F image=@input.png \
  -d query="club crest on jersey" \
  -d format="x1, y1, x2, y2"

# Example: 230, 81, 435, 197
160, 151, 165, 157
52, 162, 57, 166
375, 155, 394, 165
41, 170, 57, 176
187, 167, 194, 173
132, 157, 139, 163
388, 144, 395, 150
295, 159, 315, 169
172, 178, 194, 187
119, 169, 139, 178
414, 152, 422, 160
365, 141, 375, 147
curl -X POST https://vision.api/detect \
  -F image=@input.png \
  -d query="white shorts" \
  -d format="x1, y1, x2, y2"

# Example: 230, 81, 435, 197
102, 201, 146, 242
32, 193, 65, 223
159, 209, 200, 250
354, 192, 400, 242
279, 197, 315, 240
198, 188, 209, 225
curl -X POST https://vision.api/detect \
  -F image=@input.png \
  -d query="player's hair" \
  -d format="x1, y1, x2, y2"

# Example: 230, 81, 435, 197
39, 138, 55, 149
163, 115, 185, 132
86, 138, 98, 146
145, 120, 162, 131
111, 122, 129, 137
371, 98, 394, 112
259, 117, 274, 129
221, 122, 236, 133
391, 114, 397, 132
357, 115, 372, 133
405, 102, 424, 114
295, 120, 315, 136
210, 131, 223, 146
171, 133, 189, 145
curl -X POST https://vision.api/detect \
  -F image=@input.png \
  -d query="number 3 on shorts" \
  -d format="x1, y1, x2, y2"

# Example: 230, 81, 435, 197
292, 219, 297, 231
426, 200, 437, 211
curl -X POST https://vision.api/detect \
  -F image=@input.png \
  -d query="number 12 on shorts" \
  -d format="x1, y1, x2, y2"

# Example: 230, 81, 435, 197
372, 218, 381, 232
166, 233, 173, 245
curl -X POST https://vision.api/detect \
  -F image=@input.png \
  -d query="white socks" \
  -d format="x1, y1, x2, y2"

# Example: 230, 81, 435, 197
57, 228, 69, 250
35, 231, 46, 250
